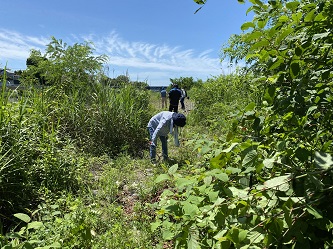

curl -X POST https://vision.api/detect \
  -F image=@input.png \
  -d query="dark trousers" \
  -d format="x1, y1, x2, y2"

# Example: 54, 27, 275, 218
180, 97, 185, 110
169, 103, 179, 113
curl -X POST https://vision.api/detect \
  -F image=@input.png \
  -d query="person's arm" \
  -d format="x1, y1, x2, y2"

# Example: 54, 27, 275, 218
174, 126, 180, 147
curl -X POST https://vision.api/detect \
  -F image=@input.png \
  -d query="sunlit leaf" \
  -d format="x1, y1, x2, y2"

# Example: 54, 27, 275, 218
241, 22, 255, 31
269, 58, 284, 70
286, 1, 300, 11
155, 174, 170, 183
151, 220, 161, 232
168, 164, 178, 175
27, 221, 43, 230
313, 32, 330, 41
314, 151, 333, 170
14, 213, 31, 223
245, 102, 256, 111
264, 175, 291, 191
222, 143, 239, 153
263, 158, 275, 169
306, 205, 323, 219
183, 202, 199, 218
187, 225, 200, 249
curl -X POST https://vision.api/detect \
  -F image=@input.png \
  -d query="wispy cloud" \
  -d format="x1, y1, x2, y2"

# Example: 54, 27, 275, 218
0, 29, 227, 85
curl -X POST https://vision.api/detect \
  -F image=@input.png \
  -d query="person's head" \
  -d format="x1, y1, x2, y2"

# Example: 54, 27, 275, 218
172, 113, 186, 127
173, 84, 179, 89
161, 87, 165, 90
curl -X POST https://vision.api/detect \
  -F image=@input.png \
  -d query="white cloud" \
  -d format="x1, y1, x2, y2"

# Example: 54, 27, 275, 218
0, 29, 225, 85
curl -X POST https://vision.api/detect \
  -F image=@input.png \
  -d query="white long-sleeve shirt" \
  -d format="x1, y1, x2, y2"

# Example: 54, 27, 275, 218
147, 111, 180, 147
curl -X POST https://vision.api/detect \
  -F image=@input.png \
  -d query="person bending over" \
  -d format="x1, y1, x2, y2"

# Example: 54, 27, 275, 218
147, 111, 186, 163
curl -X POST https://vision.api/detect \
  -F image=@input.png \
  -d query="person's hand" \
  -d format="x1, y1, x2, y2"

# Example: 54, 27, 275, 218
149, 141, 156, 147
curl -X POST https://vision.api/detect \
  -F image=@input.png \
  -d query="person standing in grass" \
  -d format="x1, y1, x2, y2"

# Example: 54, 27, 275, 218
160, 87, 167, 109
147, 111, 186, 163
168, 84, 182, 113
180, 86, 188, 111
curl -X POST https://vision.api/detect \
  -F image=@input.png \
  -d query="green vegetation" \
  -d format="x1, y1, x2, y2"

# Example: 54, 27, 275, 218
152, 0, 333, 248
1, 0, 333, 248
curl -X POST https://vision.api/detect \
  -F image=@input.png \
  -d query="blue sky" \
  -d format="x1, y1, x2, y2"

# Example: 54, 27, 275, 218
0, 0, 252, 86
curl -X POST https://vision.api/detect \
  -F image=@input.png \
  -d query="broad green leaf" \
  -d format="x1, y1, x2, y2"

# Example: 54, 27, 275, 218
151, 220, 161, 232
200, 145, 211, 154
14, 213, 31, 223
257, 18, 268, 29
228, 187, 248, 198
175, 178, 197, 189
290, 61, 300, 78
226, 227, 248, 243
239, 176, 250, 187
247, 231, 265, 244
225, 167, 241, 174
278, 15, 289, 23
187, 225, 200, 249
314, 12, 324, 22
276, 27, 294, 44
208, 191, 219, 202
267, 218, 284, 235
286, 1, 300, 11
250, 40, 269, 50
214, 172, 229, 182
27, 221, 43, 230
168, 164, 178, 175
308, 175, 324, 190
295, 147, 310, 162
155, 174, 170, 183
306, 205, 323, 219
263, 86, 275, 105
304, 9, 316, 22
295, 46, 303, 56
306, 106, 317, 116
268, 58, 284, 70
162, 229, 174, 240
222, 143, 239, 153
206, 169, 229, 182
241, 22, 255, 31
244, 102, 256, 112
292, 12, 302, 23
314, 151, 333, 170
183, 202, 199, 218
242, 149, 257, 168
264, 175, 291, 191
243, 31, 263, 42
263, 158, 274, 169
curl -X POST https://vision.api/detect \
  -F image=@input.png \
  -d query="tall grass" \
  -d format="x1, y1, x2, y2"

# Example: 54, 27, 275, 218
42, 82, 152, 156
190, 72, 260, 134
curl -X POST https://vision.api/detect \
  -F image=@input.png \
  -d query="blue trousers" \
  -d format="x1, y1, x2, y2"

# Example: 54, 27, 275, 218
147, 127, 168, 161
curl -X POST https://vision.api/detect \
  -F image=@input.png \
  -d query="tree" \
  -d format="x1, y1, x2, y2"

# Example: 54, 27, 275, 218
23, 37, 108, 92
169, 76, 201, 90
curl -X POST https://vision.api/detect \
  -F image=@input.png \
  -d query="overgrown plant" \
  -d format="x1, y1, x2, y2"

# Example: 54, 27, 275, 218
153, 0, 333, 248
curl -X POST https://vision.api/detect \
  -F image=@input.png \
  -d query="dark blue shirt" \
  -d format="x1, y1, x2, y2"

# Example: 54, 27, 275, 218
169, 87, 182, 104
